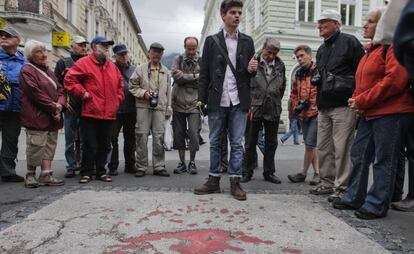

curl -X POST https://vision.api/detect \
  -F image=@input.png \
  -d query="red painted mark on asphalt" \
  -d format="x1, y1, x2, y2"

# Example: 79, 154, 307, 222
107, 229, 275, 254
187, 206, 193, 213
210, 208, 216, 213
169, 219, 183, 224
204, 220, 212, 224
314, 229, 322, 232
165, 210, 173, 214
220, 208, 229, 214
234, 210, 242, 215
198, 199, 209, 202
247, 227, 254, 231
124, 223, 131, 227
227, 215, 234, 218
148, 210, 163, 216
126, 208, 135, 212
282, 247, 303, 254
188, 223, 198, 227
178, 208, 184, 212
225, 220, 233, 223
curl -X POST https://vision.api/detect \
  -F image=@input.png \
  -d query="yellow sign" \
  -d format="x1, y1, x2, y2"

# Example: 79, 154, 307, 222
0, 18, 6, 29
52, 32, 71, 47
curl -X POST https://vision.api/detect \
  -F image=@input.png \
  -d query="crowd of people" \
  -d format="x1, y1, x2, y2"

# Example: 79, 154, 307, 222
0, 0, 413, 219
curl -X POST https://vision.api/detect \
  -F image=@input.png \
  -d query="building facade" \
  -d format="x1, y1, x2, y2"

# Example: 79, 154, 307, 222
0, 0, 147, 66
200, 0, 387, 130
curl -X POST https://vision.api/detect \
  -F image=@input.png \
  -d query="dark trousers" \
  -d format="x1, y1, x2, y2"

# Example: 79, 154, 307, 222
80, 117, 115, 177
244, 117, 280, 177
394, 115, 414, 199
341, 114, 411, 216
108, 112, 136, 171
0, 111, 20, 176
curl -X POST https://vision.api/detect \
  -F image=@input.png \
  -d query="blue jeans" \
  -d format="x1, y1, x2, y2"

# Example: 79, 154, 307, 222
281, 117, 299, 144
341, 114, 411, 216
64, 109, 81, 170
209, 105, 247, 177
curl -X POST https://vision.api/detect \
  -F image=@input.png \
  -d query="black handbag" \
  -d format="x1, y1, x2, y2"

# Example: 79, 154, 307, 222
321, 71, 355, 96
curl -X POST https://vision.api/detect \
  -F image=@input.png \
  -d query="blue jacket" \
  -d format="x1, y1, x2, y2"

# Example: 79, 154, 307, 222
0, 48, 26, 112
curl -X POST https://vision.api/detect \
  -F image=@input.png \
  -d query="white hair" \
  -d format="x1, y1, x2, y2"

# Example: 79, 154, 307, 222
24, 40, 46, 59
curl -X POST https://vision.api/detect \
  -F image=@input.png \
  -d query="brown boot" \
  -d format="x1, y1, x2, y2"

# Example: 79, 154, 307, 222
230, 177, 247, 201
194, 175, 221, 195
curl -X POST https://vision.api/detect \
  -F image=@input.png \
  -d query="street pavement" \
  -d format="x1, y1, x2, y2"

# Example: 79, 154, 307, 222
0, 127, 413, 253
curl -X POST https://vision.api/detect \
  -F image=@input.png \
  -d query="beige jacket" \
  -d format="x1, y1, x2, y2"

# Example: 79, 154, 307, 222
129, 62, 172, 116
171, 53, 200, 113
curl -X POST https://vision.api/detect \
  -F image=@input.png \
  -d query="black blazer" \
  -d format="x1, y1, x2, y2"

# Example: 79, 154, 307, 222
198, 30, 256, 112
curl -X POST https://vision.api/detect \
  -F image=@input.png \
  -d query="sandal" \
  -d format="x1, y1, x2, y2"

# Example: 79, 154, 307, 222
79, 175, 92, 184
309, 185, 334, 195
96, 174, 112, 182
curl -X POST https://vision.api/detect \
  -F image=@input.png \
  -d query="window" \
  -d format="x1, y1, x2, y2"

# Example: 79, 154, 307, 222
254, 0, 263, 29
340, 0, 358, 26
297, 0, 316, 22
18, 0, 40, 13
67, 0, 73, 22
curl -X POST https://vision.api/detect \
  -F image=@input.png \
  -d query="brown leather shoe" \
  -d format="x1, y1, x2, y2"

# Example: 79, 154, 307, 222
230, 177, 247, 201
194, 176, 221, 195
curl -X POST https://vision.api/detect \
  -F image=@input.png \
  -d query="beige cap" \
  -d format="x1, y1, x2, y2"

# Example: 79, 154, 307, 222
318, 9, 342, 24
71, 35, 88, 44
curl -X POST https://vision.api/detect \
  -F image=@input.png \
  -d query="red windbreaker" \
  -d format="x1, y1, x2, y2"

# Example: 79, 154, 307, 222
64, 54, 124, 120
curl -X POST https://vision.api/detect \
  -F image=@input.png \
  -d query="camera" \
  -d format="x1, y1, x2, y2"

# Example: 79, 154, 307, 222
149, 91, 159, 107
294, 99, 310, 115
310, 69, 321, 86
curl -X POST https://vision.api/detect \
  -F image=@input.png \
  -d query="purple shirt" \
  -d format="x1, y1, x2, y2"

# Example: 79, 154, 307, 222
220, 29, 240, 107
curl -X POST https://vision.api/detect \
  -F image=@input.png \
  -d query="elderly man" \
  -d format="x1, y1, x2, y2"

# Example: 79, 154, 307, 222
194, 0, 257, 201
129, 42, 172, 178
241, 37, 285, 184
0, 27, 25, 183
54, 35, 88, 178
107, 44, 137, 176
65, 36, 124, 184
310, 10, 365, 202
171, 36, 200, 175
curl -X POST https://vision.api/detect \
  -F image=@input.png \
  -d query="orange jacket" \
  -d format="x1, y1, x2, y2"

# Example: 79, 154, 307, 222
353, 44, 414, 117
290, 63, 318, 118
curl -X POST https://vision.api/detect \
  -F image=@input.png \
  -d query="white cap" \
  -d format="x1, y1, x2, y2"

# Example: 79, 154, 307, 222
318, 9, 342, 24
71, 35, 88, 44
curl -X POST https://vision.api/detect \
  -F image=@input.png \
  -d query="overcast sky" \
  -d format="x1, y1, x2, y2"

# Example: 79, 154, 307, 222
130, 0, 206, 55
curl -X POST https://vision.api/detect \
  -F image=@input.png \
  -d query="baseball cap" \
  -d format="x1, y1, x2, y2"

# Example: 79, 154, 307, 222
317, 9, 342, 24
113, 44, 128, 55
90, 36, 114, 46
0, 26, 21, 38
149, 42, 164, 50
72, 35, 88, 44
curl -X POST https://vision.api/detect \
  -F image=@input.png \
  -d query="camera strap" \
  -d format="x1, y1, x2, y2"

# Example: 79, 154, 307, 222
212, 35, 238, 79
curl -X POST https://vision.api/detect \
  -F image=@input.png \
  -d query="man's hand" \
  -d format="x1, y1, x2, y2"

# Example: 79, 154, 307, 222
82, 92, 91, 101
248, 54, 258, 73
348, 98, 356, 110
144, 91, 151, 100
196, 101, 204, 108
173, 70, 184, 77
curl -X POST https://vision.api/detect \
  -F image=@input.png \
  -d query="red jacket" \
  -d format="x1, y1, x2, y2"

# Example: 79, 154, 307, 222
290, 63, 318, 119
64, 54, 124, 120
354, 44, 414, 116
19, 63, 66, 131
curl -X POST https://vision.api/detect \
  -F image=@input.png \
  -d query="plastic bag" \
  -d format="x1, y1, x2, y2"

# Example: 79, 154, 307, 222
164, 117, 173, 151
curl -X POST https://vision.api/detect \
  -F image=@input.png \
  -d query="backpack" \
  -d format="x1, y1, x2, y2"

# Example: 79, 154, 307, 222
382, 44, 414, 97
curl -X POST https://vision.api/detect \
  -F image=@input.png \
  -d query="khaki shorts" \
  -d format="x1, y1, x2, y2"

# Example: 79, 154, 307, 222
26, 130, 58, 167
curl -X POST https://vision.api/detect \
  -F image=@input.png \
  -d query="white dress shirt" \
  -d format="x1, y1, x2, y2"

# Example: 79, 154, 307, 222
220, 29, 240, 107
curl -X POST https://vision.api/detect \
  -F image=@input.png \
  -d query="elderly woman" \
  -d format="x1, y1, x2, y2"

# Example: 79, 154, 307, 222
332, 9, 414, 219
19, 40, 66, 188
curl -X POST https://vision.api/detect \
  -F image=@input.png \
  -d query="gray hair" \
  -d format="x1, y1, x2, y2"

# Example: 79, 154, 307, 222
24, 40, 46, 59
263, 37, 281, 50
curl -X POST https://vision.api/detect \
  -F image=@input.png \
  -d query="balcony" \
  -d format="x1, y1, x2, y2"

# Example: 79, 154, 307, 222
0, 0, 55, 32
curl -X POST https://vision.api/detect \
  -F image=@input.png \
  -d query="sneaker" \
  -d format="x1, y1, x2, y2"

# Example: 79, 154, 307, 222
391, 197, 414, 212
64, 169, 76, 178
187, 161, 198, 175
328, 190, 342, 203
173, 162, 187, 174
38, 173, 65, 186
279, 138, 285, 145
309, 173, 321, 186
24, 174, 38, 188
287, 173, 306, 183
